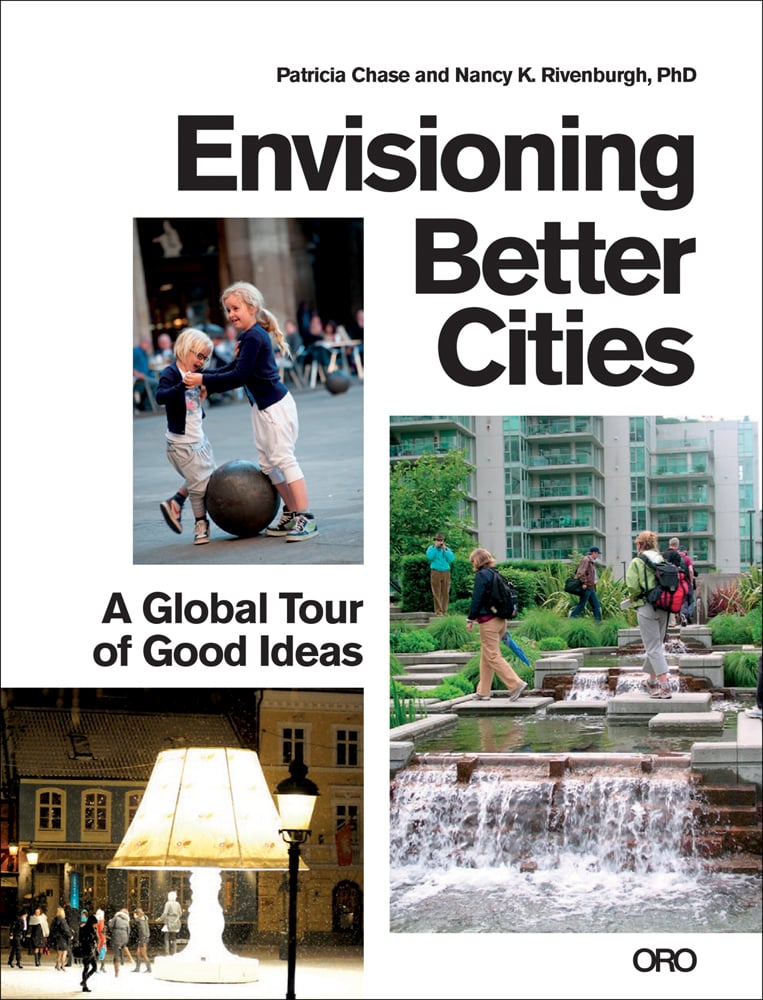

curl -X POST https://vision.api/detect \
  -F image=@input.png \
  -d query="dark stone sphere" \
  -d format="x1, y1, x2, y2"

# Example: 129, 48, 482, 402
205, 460, 279, 537
325, 371, 351, 395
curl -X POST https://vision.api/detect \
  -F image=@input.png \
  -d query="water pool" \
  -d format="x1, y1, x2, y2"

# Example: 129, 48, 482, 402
412, 701, 745, 755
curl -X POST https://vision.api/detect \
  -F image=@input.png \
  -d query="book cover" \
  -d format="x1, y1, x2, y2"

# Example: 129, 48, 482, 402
1, 2, 760, 998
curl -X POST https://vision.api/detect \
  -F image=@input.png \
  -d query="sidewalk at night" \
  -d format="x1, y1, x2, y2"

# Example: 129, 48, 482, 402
0, 943, 363, 999
133, 382, 364, 565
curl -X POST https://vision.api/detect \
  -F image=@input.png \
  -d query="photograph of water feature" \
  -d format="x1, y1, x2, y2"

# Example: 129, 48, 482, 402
390, 660, 761, 934
389, 412, 761, 941
390, 758, 761, 934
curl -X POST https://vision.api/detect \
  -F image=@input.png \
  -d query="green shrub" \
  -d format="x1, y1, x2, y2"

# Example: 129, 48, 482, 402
449, 598, 472, 615
390, 653, 405, 676
723, 651, 760, 687
561, 618, 602, 648
426, 614, 473, 650
537, 636, 567, 650
743, 609, 762, 645
429, 674, 474, 700
596, 616, 630, 646
515, 608, 566, 641
709, 613, 754, 645
737, 566, 762, 612
400, 554, 475, 612
390, 629, 438, 654
390, 679, 427, 728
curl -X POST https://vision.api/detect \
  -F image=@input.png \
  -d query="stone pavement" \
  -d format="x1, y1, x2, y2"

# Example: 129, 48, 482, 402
133, 383, 363, 565
0, 943, 363, 998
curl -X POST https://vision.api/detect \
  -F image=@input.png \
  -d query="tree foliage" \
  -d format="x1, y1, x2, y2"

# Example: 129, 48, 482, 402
389, 449, 474, 578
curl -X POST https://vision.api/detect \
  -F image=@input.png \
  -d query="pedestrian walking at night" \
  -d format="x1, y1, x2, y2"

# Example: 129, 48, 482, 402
28, 905, 49, 966
132, 907, 152, 972
49, 905, 73, 970
158, 890, 182, 955
79, 913, 98, 992
7, 908, 27, 968
108, 907, 131, 976
95, 908, 107, 972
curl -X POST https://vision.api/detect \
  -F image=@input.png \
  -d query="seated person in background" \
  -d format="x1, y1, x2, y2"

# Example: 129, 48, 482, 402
348, 307, 364, 342
300, 314, 332, 370
133, 336, 159, 411
152, 332, 175, 367
283, 319, 303, 357
347, 307, 364, 371
215, 324, 238, 365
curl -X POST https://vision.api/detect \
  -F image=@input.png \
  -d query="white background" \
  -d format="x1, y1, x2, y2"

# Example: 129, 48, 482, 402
2, 2, 761, 998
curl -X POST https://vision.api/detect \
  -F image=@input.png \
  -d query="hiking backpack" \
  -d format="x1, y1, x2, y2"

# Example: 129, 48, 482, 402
638, 553, 685, 613
489, 570, 517, 619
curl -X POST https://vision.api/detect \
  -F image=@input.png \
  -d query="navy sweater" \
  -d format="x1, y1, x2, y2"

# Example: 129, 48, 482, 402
156, 363, 206, 435
201, 323, 287, 410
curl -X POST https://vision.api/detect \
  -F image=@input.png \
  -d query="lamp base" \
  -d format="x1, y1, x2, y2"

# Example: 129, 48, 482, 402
152, 955, 260, 984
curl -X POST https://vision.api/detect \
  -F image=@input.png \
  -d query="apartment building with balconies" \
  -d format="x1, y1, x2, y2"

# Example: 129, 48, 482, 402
389, 415, 760, 572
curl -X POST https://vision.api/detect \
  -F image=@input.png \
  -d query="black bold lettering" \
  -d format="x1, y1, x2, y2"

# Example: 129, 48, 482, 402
438, 308, 505, 387
177, 115, 236, 191
416, 219, 480, 293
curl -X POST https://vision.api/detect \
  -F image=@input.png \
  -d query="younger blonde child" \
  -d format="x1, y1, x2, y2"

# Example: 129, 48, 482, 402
156, 328, 217, 545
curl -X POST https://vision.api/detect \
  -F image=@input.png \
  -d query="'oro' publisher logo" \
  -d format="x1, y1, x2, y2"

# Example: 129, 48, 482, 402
633, 948, 698, 973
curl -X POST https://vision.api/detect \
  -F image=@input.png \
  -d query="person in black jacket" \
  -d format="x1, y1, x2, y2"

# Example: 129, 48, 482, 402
466, 548, 527, 701
79, 914, 99, 993
7, 909, 27, 969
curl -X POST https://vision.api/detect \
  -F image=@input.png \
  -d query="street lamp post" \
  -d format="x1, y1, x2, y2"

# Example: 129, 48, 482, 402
8, 842, 18, 873
275, 761, 319, 1000
27, 847, 39, 905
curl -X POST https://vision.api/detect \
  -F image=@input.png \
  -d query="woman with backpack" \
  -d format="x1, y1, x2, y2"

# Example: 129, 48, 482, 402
625, 530, 672, 699
466, 548, 527, 702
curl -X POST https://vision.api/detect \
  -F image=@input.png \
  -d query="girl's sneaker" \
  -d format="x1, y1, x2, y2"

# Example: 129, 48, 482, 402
193, 518, 210, 545
265, 509, 296, 536
285, 512, 318, 542
160, 498, 183, 534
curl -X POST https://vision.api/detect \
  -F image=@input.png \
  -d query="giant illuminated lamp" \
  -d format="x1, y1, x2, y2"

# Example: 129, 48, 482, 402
109, 747, 300, 984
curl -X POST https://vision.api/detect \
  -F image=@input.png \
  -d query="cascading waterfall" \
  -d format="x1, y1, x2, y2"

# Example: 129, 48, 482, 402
390, 762, 762, 934
565, 669, 609, 701
390, 765, 696, 874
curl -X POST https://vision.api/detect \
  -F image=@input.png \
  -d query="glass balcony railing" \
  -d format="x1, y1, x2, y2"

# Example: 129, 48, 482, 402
390, 443, 473, 458
529, 548, 578, 560
525, 418, 600, 437
652, 459, 711, 476
529, 518, 595, 529
655, 437, 709, 451
526, 453, 599, 468
527, 485, 602, 499
653, 492, 710, 505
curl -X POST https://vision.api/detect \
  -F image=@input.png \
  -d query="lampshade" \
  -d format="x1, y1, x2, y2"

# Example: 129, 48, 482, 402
26, 849, 39, 866
109, 747, 295, 871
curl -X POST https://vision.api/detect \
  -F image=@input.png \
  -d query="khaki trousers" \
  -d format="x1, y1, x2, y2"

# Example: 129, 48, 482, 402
477, 615, 523, 696
430, 570, 451, 616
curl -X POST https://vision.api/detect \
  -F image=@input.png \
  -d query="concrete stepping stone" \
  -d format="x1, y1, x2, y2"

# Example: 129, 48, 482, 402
648, 711, 725, 733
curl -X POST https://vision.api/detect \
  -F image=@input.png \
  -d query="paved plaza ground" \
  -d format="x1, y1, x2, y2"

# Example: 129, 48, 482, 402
133, 382, 363, 565
0, 942, 363, 998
